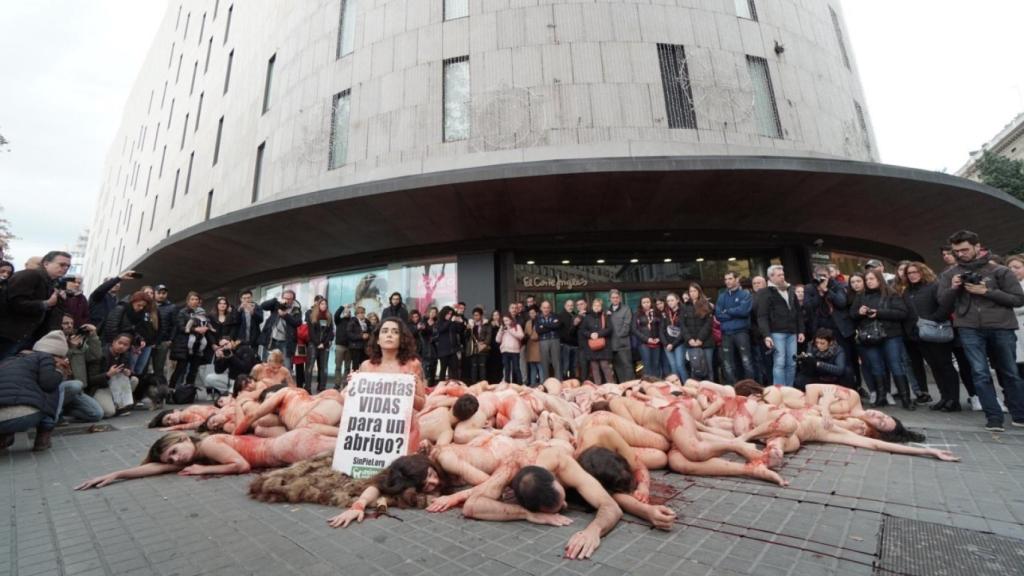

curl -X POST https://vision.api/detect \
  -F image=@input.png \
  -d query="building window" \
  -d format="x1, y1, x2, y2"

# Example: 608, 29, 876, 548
189, 60, 198, 95
183, 12, 191, 40
223, 4, 233, 45
746, 56, 782, 139
168, 42, 175, 68
262, 54, 276, 114
171, 168, 180, 208
150, 195, 158, 231
175, 4, 182, 29
329, 90, 351, 169
224, 49, 234, 94
137, 213, 145, 243
198, 13, 206, 46
160, 145, 167, 177
830, 7, 851, 70
175, 54, 183, 83
184, 151, 194, 195
205, 190, 214, 221
147, 90, 154, 114
213, 116, 224, 165
168, 98, 175, 125
195, 92, 204, 131
444, 0, 468, 21
854, 101, 871, 154
204, 36, 213, 73
656, 44, 697, 130
145, 166, 152, 196
252, 142, 265, 203
161, 81, 168, 108
213, 0, 220, 19
734, 0, 757, 20
337, 0, 356, 58
443, 56, 470, 142
180, 113, 190, 150
152, 123, 160, 151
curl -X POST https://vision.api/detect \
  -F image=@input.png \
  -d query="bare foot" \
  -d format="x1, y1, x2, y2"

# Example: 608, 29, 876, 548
766, 444, 785, 470
734, 441, 764, 462
747, 463, 788, 486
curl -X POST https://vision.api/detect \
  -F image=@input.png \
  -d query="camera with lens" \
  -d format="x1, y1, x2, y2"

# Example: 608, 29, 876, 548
75, 325, 91, 336
221, 347, 233, 358
814, 275, 829, 284
55, 276, 72, 290
277, 301, 290, 311
960, 271, 984, 285
794, 352, 817, 375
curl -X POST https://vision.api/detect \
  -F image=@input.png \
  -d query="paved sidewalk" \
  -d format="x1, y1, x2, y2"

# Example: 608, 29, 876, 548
2, 403, 1023, 576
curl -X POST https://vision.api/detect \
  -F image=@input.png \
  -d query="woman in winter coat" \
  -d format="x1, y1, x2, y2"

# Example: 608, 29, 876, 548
899, 262, 960, 411
631, 296, 662, 379
170, 292, 217, 391
580, 298, 614, 384
307, 298, 334, 393
495, 314, 524, 383
661, 293, 686, 381
681, 283, 715, 381
432, 306, 459, 381
523, 307, 542, 385
103, 291, 158, 375
208, 297, 237, 347
851, 270, 913, 410
794, 328, 852, 390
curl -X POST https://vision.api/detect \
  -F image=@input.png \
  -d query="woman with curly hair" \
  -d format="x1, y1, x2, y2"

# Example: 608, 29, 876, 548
356, 317, 427, 411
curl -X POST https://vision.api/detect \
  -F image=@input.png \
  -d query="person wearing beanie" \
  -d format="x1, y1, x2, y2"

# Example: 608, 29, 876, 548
0, 331, 70, 451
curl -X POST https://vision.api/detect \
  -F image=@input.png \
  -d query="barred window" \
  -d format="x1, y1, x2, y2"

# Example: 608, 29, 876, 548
443, 56, 470, 142
338, 0, 357, 58
329, 90, 351, 169
657, 44, 697, 130
746, 56, 782, 139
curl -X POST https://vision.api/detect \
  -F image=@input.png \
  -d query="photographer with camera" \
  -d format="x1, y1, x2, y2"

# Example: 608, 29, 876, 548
258, 290, 302, 371
59, 315, 104, 422
938, 230, 1024, 431
794, 328, 853, 391
102, 291, 158, 375
803, 266, 858, 392
0, 251, 71, 361
88, 270, 138, 329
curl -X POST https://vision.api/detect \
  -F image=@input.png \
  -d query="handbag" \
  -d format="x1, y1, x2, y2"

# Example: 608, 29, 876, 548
588, 315, 607, 352
685, 347, 710, 380
916, 318, 953, 343
856, 319, 884, 346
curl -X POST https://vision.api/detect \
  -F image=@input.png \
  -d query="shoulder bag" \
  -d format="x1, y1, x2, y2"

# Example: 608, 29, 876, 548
588, 315, 607, 352
916, 318, 953, 343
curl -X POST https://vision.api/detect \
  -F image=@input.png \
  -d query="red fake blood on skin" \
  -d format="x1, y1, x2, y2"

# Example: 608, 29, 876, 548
665, 409, 683, 434
647, 481, 680, 505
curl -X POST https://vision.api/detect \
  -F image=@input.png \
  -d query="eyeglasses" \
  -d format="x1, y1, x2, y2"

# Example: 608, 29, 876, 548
906, 270, 921, 275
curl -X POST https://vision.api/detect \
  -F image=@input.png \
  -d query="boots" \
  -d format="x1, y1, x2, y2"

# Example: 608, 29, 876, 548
32, 429, 52, 451
894, 376, 915, 411
871, 374, 889, 407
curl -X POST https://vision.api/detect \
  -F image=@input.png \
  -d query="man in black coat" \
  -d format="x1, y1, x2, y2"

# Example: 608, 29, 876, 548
235, 289, 264, 346
756, 265, 806, 386
258, 290, 302, 370
0, 251, 71, 360
333, 305, 352, 387
346, 306, 371, 369
88, 270, 135, 328
152, 285, 177, 380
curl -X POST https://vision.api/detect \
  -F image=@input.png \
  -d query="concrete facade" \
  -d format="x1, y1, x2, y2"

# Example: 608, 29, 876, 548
86, 0, 877, 289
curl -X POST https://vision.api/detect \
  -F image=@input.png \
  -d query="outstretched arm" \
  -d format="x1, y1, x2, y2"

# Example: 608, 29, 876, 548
75, 462, 182, 490
611, 493, 676, 531
559, 456, 623, 560
179, 440, 252, 476
328, 485, 382, 528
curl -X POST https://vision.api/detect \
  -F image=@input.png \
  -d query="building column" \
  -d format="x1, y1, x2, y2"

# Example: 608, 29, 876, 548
457, 252, 498, 312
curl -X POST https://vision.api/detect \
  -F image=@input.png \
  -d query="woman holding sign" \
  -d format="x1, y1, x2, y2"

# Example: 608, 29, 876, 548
357, 318, 427, 412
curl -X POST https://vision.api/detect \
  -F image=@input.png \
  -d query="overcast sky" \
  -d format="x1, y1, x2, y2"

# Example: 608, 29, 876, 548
1, 0, 1022, 271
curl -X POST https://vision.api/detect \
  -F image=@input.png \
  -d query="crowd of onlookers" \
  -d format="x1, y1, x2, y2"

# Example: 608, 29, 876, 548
1, 228, 1023, 452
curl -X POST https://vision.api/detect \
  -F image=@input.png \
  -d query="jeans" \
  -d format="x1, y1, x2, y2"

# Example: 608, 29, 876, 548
131, 345, 153, 375
527, 362, 543, 386
502, 352, 522, 383
560, 344, 577, 379
751, 336, 772, 385
901, 344, 921, 395
664, 345, 687, 381
859, 337, 907, 379
539, 339, 561, 382
958, 328, 1024, 424
333, 344, 350, 385
309, 347, 328, 393
152, 341, 171, 380
638, 346, 662, 379
906, 339, 959, 402
720, 331, 754, 384
438, 354, 458, 381
769, 333, 798, 386
470, 354, 488, 383
2, 382, 69, 433
854, 343, 877, 393
61, 380, 104, 422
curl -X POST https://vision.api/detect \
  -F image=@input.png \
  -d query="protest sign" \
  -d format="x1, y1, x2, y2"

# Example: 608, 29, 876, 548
332, 372, 416, 478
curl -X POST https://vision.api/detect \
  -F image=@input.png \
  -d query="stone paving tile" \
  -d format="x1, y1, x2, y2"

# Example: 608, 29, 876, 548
3, 398, 1024, 576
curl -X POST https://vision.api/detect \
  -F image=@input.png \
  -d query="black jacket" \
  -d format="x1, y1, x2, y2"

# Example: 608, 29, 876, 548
660, 307, 685, 348
0, 352, 63, 417
308, 317, 335, 350
631, 310, 662, 345
558, 309, 580, 346
0, 268, 54, 342
757, 285, 805, 337
333, 307, 350, 346
902, 282, 954, 341
214, 343, 258, 381
579, 312, 613, 361
86, 344, 133, 393
680, 302, 714, 348
257, 298, 302, 352
431, 318, 460, 357
802, 342, 851, 385
208, 312, 238, 345
851, 289, 908, 339
170, 307, 216, 361
102, 302, 157, 344
381, 304, 409, 325
87, 277, 121, 327
156, 301, 178, 344
347, 317, 371, 351
233, 304, 263, 345
802, 280, 854, 339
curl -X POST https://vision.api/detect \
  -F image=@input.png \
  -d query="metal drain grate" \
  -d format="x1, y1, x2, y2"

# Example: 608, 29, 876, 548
876, 515, 1024, 576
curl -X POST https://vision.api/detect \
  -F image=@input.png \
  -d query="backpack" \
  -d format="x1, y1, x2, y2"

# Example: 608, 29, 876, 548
172, 383, 197, 405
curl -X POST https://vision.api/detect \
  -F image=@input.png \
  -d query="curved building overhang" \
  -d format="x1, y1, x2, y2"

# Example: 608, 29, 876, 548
128, 156, 1024, 295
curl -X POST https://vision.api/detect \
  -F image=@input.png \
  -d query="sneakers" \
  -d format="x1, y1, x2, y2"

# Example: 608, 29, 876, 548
886, 394, 896, 406
997, 397, 1008, 413
1011, 420, 1024, 428
968, 396, 982, 411
868, 391, 877, 405
985, 421, 1005, 432
915, 393, 933, 405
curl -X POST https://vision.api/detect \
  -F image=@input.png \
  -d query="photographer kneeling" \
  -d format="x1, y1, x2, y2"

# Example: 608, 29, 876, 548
212, 339, 257, 398
795, 328, 853, 391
